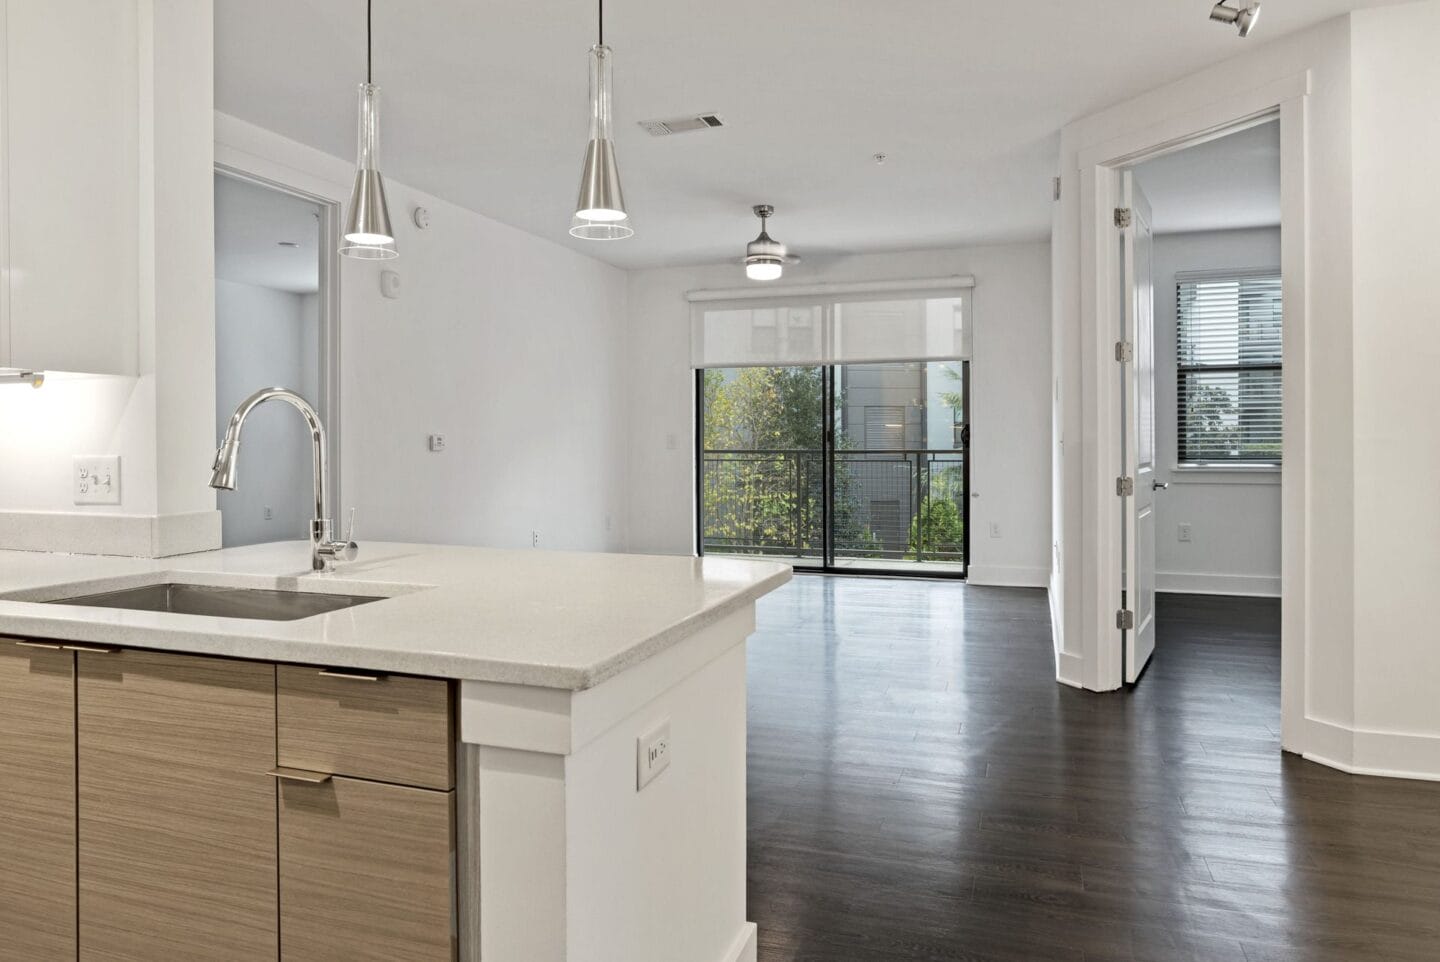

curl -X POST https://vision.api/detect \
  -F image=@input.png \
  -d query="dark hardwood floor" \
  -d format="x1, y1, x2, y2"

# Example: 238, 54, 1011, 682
746, 577, 1440, 962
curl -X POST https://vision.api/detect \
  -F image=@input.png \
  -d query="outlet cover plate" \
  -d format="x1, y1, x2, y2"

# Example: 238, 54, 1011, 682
637, 719, 671, 791
74, 456, 121, 505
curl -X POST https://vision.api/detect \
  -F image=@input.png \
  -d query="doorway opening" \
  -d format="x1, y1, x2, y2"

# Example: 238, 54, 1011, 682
1116, 118, 1283, 685
213, 170, 339, 548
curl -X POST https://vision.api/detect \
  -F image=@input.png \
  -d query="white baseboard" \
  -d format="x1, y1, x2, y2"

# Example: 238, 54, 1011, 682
722, 923, 757, 962
966, 564, 1049, 588
1304, 716, 1440, 782
0, 509, 221, 557
1156, 570, 1280, 597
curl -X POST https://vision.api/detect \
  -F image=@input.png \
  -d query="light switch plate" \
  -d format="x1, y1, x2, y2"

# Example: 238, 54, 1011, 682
74, 456, 121, 505
637, 719, 671, 791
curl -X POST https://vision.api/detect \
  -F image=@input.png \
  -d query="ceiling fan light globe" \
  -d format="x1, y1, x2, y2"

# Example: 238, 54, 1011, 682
746, 260, 784, 281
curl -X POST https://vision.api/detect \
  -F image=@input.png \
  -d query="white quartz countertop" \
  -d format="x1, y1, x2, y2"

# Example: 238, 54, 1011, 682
0, 541, 791, 690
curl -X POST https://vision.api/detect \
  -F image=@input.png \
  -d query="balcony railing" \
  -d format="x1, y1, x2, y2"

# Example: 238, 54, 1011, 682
700, 448, 966, 567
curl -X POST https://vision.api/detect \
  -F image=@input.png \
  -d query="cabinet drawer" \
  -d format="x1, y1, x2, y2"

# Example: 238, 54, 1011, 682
278, 775, 455, 962
277, 666, 453, 790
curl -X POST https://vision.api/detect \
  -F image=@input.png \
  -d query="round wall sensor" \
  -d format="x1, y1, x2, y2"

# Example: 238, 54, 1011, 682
413, 207, 431, 230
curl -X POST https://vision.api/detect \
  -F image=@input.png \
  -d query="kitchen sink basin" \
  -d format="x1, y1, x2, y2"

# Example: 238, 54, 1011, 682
47, 583, 384, 622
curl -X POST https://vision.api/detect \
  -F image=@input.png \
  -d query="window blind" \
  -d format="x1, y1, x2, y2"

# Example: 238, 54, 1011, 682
687, 280, 973, 368
1176, 270, 1282, 465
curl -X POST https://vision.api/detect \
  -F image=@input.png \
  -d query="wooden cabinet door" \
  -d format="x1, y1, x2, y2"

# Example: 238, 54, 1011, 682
77, 649, 277, 961
279, 775, 456, 961
0, 639, 75, 961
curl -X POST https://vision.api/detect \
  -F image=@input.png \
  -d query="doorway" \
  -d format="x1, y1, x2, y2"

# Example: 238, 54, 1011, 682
213, 170, 338, 547
696, 359, 969, 577
1116, 120, 1284, 685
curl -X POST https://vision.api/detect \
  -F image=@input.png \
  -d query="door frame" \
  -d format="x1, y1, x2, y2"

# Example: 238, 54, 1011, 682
1075, 72, 1308, 750
213, 163, 344, 519
694, 361, 971, 579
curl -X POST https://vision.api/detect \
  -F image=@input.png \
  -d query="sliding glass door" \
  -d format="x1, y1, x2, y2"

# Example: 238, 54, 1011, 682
697, 360, 969, 577
692, 287, 972, 577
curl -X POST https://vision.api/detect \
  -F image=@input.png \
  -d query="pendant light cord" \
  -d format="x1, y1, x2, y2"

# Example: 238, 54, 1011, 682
598, 0, 603, 46
366, 0, 373, 84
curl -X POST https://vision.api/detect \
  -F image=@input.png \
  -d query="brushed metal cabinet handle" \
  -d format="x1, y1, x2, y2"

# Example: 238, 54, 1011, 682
63, 643, 120, 654
317, 668, 385, 682
14, 640, 65, 650
268, 767, 333, 784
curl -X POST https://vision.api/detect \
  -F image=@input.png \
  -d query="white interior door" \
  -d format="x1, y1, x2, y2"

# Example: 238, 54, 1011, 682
1121, 172, 1157, 684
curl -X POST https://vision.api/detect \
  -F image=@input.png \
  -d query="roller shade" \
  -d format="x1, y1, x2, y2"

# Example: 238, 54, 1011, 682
1176, 270, 1282, 464
688, 278, 973, 368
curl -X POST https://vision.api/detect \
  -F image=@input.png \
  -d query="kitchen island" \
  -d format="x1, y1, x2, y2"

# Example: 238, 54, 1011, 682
0, 541, 790, 962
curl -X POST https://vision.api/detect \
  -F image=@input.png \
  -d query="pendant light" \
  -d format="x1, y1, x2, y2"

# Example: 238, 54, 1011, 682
570, 0, 633, 240
340, 0, 398, 259
745, 205, 787, 281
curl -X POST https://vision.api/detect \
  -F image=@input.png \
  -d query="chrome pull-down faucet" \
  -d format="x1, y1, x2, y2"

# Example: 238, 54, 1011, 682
210, 387, 358, 571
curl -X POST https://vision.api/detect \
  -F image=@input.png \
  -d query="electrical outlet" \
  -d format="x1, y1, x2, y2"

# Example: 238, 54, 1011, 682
637, 719, 671, 790
428, 433, 446, 452
74, 456, 121, 505
531, 530, 541, 548
1178, 522, 1193, 543
989, 522, 1002, 538
264, 506, 274, 521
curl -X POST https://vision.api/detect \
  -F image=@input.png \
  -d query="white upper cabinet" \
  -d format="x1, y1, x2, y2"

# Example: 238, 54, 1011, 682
1, 0, 140, 375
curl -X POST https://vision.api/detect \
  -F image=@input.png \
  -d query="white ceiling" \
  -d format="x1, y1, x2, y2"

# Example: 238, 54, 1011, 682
1134, 120, 1280, 234
215, 0, 1396, 271
215, 174, 323, 294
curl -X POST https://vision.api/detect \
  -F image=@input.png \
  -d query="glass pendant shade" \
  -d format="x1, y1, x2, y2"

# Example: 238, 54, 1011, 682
570, 44, 633, 240
341, 82, 398, 259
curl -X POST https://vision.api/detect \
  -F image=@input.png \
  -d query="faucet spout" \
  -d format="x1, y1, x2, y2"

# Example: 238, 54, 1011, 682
210, 387, 356, 571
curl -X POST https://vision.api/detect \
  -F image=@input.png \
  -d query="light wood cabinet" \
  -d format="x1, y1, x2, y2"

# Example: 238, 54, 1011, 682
1, 641, 459, 960
279, 775, 456, 962
0, 0, 140, 375
77, 648, 278, 961
278, 665, 455, 790
0, 639, 76, 961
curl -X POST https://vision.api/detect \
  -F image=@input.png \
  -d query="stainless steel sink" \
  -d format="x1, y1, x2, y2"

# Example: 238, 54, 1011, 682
48, 583, 384, 621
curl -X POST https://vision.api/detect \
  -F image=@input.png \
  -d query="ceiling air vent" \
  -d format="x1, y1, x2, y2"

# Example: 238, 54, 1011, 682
639, 113, 725, 136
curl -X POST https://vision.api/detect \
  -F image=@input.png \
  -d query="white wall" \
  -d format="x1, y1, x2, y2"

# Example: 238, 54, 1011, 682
1152, 228, 1282, 597
214, 279, 318, 547
216, 115, 630, 556
625, 242, 1052, 586
1349, 0, 1440, 764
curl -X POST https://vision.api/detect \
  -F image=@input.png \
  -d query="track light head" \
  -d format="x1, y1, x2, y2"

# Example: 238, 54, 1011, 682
1209, 1, 1261, 37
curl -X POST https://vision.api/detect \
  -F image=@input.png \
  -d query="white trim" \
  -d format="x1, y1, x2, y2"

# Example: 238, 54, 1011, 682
686, 275, 975, 303
1304, 717, 1440, 782
1156, 572, 1280, 598
721, 923, 758, 962
966, 564, 1049, 588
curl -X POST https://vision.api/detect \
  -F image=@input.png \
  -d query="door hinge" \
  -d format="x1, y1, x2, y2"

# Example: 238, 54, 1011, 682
1115, 340, 1132, 363
1116, 608, 1135, 630
1116, 476, 1134, 496
1114, 207, 1133, 229
1052, 176, 1062, 201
